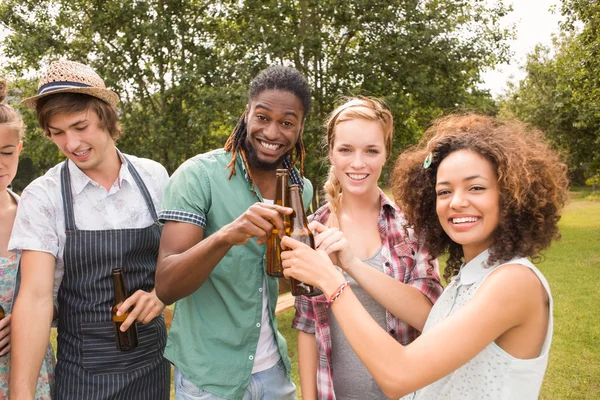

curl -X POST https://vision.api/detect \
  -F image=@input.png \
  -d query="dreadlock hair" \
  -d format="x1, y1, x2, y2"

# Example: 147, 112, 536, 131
224, 66, 311, 185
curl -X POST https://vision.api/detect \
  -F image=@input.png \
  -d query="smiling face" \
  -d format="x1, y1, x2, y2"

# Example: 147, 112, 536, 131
329, 118, 387, 197
435, 149, 500, 262
0, 125, 22, 191
47, 109, 117, 175
244, 89, 304, 171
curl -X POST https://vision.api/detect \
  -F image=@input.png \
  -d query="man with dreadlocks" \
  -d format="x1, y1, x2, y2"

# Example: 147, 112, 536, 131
156, 66, 313, 400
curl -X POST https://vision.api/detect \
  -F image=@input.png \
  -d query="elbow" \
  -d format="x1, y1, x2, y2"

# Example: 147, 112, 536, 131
154, 274, 178, 306
377, 370, 410, 400
155, 262, 175, 306
382, 385, 409, 400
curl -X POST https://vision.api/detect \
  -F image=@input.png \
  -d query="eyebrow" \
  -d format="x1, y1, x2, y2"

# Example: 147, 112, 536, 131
336, 143, 382, 148
1, 144, 16, 149
436, 175, 488, 186
254, 104, 299, 119
47, 118, 89, 130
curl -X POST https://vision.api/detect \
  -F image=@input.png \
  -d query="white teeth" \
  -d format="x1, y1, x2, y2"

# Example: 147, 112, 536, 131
259, 141, 280, 151
348, 174, 368, 180
74, 149, 90, 156
452, 217, 478, 224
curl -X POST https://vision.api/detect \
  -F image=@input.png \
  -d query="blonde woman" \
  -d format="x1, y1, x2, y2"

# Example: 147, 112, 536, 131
0, 79, 54, 399
291, 97, 442, 400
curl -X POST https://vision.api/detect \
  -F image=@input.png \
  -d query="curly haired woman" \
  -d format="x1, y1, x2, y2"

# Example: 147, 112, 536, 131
281, 114, 569, 399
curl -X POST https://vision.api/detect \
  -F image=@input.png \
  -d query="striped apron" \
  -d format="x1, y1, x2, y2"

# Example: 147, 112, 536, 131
55, 159, 170, 399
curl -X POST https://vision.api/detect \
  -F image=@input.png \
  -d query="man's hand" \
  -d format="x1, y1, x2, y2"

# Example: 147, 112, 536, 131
0, 314, 11, 356
222, 202, 293, 246
116, 290, 165, 331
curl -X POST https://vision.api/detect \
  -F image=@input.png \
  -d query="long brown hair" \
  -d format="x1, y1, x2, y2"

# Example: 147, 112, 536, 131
392, 114, 569, 281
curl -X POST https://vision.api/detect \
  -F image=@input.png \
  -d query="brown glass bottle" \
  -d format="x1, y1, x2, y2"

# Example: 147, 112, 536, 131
288, 184, 322, 297
0, 305, 4, 320
266, 169, 289, 277
112, 268, 138, 351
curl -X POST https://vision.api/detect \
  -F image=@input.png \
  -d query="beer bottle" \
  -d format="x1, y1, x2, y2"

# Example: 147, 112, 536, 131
112, 268, 138, 351
266, 169, 289, 277
288, 184, 322, 297
0, 305, 4, 320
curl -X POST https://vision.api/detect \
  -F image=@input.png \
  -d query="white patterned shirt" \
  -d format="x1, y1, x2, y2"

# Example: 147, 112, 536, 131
8, 150, 169, 301
410, 249, 553, 400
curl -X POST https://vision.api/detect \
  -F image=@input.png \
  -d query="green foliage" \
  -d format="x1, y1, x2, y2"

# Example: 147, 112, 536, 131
499, 1, 600, 182
585, 174, 600, 187
1, 0, 514, 193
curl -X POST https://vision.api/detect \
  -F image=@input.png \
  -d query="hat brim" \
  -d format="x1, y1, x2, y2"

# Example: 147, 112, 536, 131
21, 87, 119, 109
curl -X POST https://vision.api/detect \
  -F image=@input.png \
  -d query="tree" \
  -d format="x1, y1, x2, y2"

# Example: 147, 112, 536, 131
499, 1, 600, 181
1, 0, 513, 191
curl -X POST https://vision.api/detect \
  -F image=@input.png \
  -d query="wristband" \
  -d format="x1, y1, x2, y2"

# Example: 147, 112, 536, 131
326, 281, 350, 308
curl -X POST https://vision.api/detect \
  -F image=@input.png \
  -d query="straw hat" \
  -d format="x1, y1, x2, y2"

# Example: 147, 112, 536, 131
21, 60, 119, 109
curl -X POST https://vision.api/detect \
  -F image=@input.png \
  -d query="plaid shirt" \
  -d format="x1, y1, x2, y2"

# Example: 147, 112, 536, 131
291, 191, 443, 400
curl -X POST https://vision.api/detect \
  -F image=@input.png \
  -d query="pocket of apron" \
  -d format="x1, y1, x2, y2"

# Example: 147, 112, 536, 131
81, 320, 160, 375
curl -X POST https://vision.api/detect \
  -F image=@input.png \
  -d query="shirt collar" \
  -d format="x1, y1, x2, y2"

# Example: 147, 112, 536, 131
379, 189, 399, 217
458, 248, 494, 285
68, 149, 130, 195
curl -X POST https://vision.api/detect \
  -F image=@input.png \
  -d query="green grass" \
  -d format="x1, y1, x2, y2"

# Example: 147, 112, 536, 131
47, 190, 599, 399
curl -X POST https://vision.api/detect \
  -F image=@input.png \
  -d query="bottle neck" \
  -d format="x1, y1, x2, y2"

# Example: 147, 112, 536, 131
112, 271, 128, 303
275, 174, 289, 207
289, 188, 307, 230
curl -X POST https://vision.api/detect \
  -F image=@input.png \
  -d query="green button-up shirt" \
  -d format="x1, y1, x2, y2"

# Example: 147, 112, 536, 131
159, 149, 313, 399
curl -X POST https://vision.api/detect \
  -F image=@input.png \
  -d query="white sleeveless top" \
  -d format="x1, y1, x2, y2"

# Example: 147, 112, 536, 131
411, 249, 553, 400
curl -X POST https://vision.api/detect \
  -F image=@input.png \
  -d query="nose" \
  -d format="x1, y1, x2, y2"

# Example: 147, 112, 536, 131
263, 121, 280, 140
350, 152, 366, 169
64, 130, 81, 153
449, 190, 469, 210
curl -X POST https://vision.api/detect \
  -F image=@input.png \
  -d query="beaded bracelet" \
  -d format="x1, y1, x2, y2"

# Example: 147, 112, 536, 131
326, 281, 350, 308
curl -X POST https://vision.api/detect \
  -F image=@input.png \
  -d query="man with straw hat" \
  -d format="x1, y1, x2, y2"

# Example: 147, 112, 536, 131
9, 60, 170, 399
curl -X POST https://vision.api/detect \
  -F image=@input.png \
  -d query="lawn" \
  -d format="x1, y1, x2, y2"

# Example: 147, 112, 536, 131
48, 188, 599, 399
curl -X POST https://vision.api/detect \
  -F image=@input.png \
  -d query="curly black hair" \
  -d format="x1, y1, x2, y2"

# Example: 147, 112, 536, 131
392, 114, 570, 282
224, 66, 311, 182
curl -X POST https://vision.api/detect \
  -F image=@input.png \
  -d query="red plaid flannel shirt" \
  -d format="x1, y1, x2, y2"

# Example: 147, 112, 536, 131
291, 191, 443, 400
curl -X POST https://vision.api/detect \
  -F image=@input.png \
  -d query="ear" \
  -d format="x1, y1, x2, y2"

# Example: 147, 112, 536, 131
17, 141, 23, 155
328, 148, 334, 163
244, 105, 249, 123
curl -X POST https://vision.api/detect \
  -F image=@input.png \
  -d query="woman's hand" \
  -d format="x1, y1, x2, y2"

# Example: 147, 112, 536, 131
308, 221, 355, 270
281, 235, 346, 298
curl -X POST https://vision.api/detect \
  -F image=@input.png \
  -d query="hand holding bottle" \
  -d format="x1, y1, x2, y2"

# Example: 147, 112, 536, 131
115, 289, 166, 331
280, 236, 346, 299
308, 221, 355, 270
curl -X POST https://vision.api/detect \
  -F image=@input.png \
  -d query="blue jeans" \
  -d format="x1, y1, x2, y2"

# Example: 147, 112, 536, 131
174, 359, 297, 400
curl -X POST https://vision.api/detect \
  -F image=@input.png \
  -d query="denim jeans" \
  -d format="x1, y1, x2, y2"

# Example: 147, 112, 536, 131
175, 359, 297, 400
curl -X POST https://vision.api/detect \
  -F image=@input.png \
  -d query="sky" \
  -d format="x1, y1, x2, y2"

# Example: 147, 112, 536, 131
480, 0, 564, 98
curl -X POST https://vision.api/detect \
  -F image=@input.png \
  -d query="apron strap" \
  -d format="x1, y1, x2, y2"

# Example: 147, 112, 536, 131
123, 156, 159, 222
61, 161, 77, 231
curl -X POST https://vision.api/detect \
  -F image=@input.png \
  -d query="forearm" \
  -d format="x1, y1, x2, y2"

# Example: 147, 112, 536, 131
156, 229, 232, 304
345, 257, 433, 331
10, 293, 54, 399
297, 331, 318, 400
